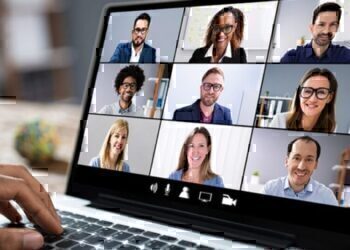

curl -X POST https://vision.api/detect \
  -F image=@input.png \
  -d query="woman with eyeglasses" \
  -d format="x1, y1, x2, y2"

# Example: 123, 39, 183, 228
189, 6, 246, 63
90, 119, 131, 172
98, 65, 145, 116
269, 68, 338, 132
169, 127, 224, 188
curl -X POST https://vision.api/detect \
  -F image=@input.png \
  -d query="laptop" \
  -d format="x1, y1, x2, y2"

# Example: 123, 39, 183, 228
3, 0, 350, 249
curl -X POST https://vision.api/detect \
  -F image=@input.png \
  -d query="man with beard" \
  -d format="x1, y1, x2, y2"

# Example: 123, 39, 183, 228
110, 13, 156, 63
173, 67, 232, 125
99, 65, 145, 116
263, 136, 338, 206
280, 2, 350, 63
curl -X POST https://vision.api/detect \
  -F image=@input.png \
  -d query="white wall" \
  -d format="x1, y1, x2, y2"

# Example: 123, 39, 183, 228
150, 121, 252, 190
163, 64, 264, 126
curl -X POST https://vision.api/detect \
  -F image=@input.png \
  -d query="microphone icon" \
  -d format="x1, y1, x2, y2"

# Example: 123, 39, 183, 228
165, 184, 171, 196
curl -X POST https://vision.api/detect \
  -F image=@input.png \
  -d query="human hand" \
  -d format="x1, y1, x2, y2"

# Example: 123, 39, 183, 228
0, 164, 63, 249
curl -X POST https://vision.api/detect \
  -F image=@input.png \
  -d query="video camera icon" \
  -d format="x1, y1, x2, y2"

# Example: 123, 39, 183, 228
221, 194, 237, 207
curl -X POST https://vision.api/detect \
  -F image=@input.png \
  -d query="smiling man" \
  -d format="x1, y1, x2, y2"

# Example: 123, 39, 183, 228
280, 2, 350, 63
109, 13, 156, 63
172, 67, 232, 125
264, 136, 338, 206
99, 65, 145, 116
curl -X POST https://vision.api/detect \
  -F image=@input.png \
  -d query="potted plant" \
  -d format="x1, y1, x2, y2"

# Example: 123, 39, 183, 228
250, 170, 260, 185
297, 36, 305, 46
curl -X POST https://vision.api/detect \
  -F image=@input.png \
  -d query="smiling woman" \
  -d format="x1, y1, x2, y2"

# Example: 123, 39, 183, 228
189, 6, 247, 63
89, 119, 131, 172
168, 126, 224, 187
269, 67, 338, 133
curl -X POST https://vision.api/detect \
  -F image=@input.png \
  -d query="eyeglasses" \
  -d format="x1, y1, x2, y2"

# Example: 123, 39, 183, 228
121, 82, 137, 90
133, 28, 148, 35
299, 87, 332, 100
212, 25, 234, 35
202, 82, 223, 92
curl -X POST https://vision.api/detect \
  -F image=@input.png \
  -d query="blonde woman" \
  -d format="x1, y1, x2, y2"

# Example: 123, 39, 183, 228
169, 127, 224, 187
90, 119, 130, 172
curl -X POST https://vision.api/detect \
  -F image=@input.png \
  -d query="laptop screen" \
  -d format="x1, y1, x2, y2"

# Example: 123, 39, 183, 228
69, 0, 350, 240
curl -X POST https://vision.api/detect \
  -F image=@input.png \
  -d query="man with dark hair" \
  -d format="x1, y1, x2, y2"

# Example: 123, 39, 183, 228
264, 136, 338, 206
173, 67, 232, 125
110, 13, 156, 63
99, 65, 145, 116
280, 2, 350, 63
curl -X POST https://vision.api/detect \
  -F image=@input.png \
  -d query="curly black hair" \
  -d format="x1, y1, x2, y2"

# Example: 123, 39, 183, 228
114, 65, 145, 94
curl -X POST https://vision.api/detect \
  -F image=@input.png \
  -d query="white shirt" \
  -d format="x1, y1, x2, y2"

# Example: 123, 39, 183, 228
204, 44, 232, 63
130, 44, 144, 63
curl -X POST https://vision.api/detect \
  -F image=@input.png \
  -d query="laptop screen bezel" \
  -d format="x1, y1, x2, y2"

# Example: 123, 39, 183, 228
66, 0, 350, 244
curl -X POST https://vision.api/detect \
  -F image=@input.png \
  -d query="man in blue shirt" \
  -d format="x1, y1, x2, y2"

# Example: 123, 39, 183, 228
110, 13, 156, 63
281, 2, 350, 63
264, 136, 338, 206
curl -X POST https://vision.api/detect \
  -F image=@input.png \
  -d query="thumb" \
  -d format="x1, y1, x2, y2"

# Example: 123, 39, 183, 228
0, 228, 44, 250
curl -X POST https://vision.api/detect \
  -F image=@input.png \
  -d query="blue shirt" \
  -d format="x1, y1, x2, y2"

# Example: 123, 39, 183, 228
264, 176, 338, 206
169, 169, 224, 188
280, 42, 350, 63
89, 156, 130, 172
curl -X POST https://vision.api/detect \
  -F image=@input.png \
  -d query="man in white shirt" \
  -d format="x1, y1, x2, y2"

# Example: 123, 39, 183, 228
109, 13, 156, 63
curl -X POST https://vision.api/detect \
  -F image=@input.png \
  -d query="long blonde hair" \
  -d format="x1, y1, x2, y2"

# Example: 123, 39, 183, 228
176, 127, 217, 181
99, 119, 129, 171
286, 68, 337, 132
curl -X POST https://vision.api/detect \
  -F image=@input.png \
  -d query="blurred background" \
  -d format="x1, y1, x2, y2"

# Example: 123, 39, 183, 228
0, 0, 123, 193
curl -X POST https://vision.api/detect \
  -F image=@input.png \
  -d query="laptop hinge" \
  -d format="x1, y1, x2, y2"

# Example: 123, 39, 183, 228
88, 194, 296, 248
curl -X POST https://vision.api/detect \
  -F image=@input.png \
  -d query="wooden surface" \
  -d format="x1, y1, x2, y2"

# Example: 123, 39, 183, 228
0, 100, 81, 194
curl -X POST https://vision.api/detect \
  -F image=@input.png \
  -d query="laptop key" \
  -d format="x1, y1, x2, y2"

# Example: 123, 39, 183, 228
81, 224, 102, 233
60, 217, 76, 226
112, 224, 129, 231
84, 235, 106, 245
145, 240, 168, 249
128, 235, 149, 245
197, 245, 215, 250
127, 227, 144, 234
164, 246, 185, 250
178, 240, 197, 247
95, 227, 117, 236
119, 244, 140, 250
61, 227, 77, 236
159, 235, 177, 242
55, 239, 79, 248
96, 220, 113, 226
84, 217, 99, 223
68, 231, 91, 241
40, 244, 54, 250
71, 243, 96, 250
44, 235, 63, 244
143, 231, 160, 238
103, 239, 123, 249
70, 221, 89, 229
70, 213, 87, 220
113, 231, 133, 241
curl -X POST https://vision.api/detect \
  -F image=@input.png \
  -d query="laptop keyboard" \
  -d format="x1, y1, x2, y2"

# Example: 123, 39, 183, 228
25, 209, 215, 249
